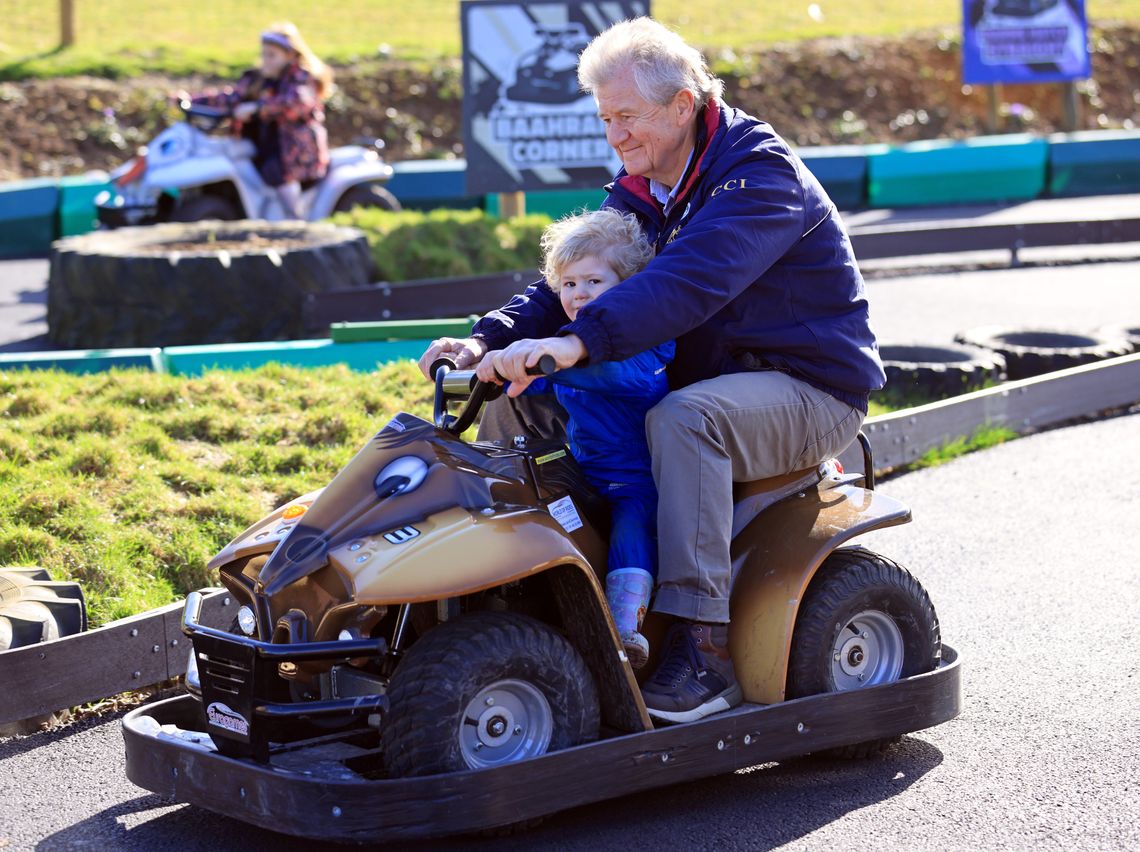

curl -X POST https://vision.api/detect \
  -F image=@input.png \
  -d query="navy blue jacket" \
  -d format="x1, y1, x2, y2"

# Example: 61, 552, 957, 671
472, 100, 884, 412
527, 342, 674, 488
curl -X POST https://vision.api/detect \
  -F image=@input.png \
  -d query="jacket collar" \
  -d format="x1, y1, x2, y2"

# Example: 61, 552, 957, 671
607, 99, 725, 212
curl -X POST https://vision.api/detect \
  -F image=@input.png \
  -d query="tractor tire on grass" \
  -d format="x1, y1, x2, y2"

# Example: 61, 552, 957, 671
48, 220, 373, 348
954, 326, 1133, 381
787, 548, 940, 759
381, 611, 600, 778
879, 343, 1006, 401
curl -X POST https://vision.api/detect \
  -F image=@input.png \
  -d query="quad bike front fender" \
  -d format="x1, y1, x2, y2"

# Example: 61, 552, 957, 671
144, 155, 240, 196
728, 483, 911, 705
340, 506, 603, 606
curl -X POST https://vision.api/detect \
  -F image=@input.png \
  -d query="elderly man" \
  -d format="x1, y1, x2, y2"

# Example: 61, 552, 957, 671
419, 17, 884, 723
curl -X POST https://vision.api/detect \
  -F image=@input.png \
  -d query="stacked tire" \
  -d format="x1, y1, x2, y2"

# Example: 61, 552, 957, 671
0, 568, 86, 651
953, 327, 1134, 381
878, 343, 1006, 401
48, 220, 374, 348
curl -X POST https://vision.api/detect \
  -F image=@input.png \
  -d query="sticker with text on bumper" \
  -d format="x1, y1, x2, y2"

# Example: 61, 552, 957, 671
547, 495, 583, 533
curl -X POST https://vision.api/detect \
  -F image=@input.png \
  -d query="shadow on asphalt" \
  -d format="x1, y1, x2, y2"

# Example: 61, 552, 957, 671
0, 333, 52, 353
33, 734, 943, 851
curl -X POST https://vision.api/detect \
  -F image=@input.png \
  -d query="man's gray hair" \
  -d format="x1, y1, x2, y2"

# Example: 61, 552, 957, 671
577, 17, 724, 107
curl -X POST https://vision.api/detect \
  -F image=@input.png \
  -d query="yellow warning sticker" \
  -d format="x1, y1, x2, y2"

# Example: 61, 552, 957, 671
534, 450, 567, 465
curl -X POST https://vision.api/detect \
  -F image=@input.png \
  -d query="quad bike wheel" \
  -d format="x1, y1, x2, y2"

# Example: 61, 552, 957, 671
787, 548, 940, 759
0, 567, 87, 651
334, 183, 402, 213
172, 193, 241, 222
381, 611, 600, 778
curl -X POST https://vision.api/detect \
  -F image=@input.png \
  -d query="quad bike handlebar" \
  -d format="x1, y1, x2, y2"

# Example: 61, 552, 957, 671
177, 100, 232, 132
431, 355, 556, 434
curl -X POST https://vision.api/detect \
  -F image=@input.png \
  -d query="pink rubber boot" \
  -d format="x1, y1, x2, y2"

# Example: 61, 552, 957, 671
605, 567, 653, 669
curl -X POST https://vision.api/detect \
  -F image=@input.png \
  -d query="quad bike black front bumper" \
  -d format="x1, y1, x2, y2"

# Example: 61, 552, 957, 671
181, 591, 388, 761
123, 640, 962, 842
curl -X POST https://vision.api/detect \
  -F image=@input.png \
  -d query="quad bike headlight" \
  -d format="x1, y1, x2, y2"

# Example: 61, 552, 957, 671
373, 456, 429, 499
236, 606, 257, 636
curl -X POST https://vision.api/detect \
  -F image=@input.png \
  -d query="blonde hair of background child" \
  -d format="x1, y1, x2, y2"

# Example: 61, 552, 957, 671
262, 21, 335, 99
540, 208, 655, 290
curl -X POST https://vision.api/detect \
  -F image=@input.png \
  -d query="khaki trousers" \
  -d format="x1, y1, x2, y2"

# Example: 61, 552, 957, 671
646, 371, 864, 623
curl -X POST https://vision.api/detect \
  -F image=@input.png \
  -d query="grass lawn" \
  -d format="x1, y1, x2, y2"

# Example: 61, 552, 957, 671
2, 0, 1137, 78
0, 362, 433, 626
0, 360, 1008, 627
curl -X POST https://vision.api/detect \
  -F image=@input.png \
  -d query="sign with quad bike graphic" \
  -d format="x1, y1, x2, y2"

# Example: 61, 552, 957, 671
460, 0, 648, 194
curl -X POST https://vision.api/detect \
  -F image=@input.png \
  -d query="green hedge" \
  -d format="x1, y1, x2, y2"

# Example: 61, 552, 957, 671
329, 207, 551, 282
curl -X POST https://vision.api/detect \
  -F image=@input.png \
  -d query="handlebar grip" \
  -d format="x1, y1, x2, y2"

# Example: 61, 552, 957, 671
494, 354, 557, 383
430, 356, 460, 380
528, 354, 557, 376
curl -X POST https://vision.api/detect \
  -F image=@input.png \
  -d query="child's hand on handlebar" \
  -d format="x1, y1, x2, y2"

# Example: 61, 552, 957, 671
492, 336, 586, 397
232, 102, 260, 121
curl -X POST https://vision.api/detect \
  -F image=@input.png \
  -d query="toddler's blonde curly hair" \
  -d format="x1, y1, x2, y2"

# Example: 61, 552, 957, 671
540, 208, 655, 290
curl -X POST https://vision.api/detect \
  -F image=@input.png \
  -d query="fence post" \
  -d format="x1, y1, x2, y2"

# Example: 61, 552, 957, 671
60, 0, 76, 47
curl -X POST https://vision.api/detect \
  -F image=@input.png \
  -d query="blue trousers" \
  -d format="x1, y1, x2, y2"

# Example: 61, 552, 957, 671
599, 480, 659, 578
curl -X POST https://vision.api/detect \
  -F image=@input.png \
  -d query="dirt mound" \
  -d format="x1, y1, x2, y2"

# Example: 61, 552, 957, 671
2, 25, 1137, 182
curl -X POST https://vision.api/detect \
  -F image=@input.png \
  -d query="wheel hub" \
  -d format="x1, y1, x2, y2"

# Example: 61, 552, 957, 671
830, 610, 905, 690
459, 679, 553, 769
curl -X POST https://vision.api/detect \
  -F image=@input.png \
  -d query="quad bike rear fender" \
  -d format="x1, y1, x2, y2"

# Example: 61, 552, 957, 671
728, 482, 912, 705
308, 154, 395, 219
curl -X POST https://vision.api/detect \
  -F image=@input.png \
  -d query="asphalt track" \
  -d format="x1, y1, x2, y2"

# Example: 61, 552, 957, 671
1, 409, 1137, 850
1, 199, 1138, 849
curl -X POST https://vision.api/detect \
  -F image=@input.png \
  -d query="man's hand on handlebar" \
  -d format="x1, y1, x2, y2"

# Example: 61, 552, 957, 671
418, 337, 489, 380
486, 335, 587, 398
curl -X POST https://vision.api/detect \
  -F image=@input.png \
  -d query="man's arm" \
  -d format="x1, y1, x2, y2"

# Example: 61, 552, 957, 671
470, 280, 567, 351
543, 344, 674, 398
418, 279, 568, 379
564, 148, 809, 363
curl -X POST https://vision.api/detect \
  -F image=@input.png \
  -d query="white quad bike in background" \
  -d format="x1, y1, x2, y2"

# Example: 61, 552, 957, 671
96, 101, 400, 227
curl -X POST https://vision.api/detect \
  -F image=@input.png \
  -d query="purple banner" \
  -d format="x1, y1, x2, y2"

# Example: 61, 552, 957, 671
962, 0, 1090, 84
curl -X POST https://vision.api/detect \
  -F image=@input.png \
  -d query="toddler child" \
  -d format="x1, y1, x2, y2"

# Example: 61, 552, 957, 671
482, 208, 673, 668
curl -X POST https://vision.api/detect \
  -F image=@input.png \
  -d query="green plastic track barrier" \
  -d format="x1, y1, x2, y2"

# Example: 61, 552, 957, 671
329, 318, 479, 343
799, 144, 885, 211
485, 188, 607, 218
387, 159, 482, 211
0, 347, 165, 374
58, 174, 113, 238
868, 134, 1048, 208
0, 178, 59, 258
163, 338, 431, 376
1048, 130, 1140, 198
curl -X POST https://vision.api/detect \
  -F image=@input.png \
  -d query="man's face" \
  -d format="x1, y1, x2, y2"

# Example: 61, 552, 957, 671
594, 65, 697, 186
557, 255, 622, 321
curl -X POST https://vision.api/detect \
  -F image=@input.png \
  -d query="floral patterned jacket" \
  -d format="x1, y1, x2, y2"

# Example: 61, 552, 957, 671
192, 63, 329, 185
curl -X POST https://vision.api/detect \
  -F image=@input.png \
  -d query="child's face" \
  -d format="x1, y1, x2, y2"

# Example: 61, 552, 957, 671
558, 255, 622, 320
260, 43, 294, 79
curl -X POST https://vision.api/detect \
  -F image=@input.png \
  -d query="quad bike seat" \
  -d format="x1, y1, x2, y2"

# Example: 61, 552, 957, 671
730, 466, 828, 540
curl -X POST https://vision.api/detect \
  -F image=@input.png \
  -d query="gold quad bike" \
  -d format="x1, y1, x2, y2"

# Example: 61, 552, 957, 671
122, 358, 961, 842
